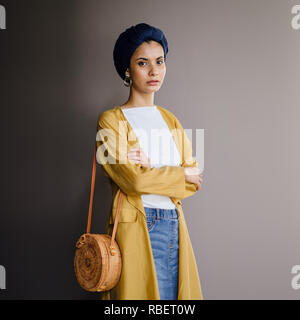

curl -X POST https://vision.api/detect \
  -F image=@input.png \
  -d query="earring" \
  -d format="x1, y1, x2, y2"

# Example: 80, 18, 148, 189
123, 73, 132, 87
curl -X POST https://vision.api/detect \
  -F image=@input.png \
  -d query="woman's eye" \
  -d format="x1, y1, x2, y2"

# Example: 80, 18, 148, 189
138, 60, 165, 66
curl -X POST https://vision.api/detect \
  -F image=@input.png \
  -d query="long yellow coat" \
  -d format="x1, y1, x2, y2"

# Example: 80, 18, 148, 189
95, 105, 204, 300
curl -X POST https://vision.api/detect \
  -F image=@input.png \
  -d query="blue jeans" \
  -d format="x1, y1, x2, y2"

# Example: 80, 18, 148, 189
144, 207, 180, 300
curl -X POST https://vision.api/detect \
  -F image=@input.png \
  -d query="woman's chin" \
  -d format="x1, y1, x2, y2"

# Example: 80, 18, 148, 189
144, 85, 161, 93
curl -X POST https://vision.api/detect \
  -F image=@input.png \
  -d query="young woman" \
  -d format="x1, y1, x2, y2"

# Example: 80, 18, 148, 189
96, 23, 204, 300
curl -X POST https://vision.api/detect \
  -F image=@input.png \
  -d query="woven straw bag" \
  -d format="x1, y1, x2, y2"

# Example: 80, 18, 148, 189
74, 144, 123, 292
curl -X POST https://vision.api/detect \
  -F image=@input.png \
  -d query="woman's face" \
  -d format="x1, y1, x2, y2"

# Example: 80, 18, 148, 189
126, 40, 166, 93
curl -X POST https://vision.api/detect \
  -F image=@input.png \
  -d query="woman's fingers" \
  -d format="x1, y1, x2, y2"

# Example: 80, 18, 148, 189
127, 154, 141, 160
128, 148, 140, 154
196, 176, 203, 190
127, 148, 140, 160
127, 148, 141, 156
127, 148, 150, 168
185, 172, 201, 189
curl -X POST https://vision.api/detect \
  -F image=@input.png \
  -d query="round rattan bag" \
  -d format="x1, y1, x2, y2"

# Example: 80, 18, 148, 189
74, 145, 123, 292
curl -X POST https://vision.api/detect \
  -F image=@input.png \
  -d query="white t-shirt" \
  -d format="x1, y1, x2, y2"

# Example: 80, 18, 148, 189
121, 106, 181, 209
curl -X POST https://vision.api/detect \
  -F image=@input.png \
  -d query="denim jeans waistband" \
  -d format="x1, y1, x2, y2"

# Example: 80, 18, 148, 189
143, 207, 181, 219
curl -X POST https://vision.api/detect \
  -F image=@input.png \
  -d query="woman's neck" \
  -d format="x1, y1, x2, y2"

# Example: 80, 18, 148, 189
120, 104, 155, 109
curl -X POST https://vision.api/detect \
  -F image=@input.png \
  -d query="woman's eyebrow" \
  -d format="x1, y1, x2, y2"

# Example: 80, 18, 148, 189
136, 56, 164, 61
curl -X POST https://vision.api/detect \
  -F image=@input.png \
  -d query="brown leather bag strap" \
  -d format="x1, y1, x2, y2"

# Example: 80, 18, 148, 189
86, 143, 123, 255
110, 191, 123, 255
86, 144, 97, 234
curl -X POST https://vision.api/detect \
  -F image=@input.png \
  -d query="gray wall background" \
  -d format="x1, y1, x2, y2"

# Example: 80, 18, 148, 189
0, 0, 299, 299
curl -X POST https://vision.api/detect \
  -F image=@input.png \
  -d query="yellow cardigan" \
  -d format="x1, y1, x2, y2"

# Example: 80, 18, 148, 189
96, 105, 204, 300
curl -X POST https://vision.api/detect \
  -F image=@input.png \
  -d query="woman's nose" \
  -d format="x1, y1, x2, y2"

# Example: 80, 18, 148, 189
149, 64, 159, 75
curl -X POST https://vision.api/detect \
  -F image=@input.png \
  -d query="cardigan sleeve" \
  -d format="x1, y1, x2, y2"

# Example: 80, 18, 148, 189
172, 113, 200, 200
96, 111, 187, 198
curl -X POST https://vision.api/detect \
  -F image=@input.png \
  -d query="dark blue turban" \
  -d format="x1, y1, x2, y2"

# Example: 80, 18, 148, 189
113, 23, 168, 80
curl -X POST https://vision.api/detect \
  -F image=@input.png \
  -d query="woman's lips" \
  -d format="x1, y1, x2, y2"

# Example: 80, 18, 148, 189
147, 81, 159, 85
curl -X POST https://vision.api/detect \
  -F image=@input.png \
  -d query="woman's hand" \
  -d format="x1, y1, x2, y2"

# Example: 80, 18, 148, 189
184, 167, 203, 191
127, 148, 151, 168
